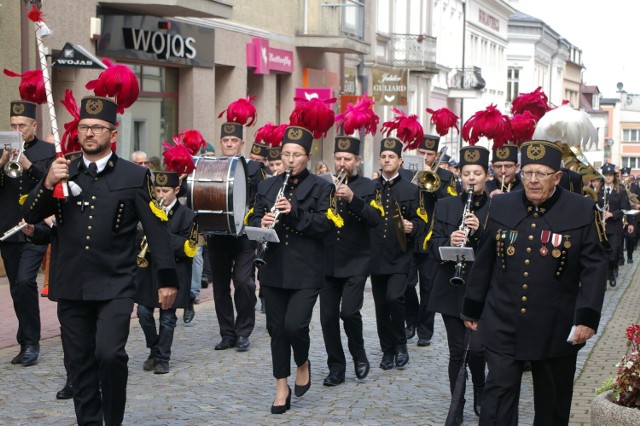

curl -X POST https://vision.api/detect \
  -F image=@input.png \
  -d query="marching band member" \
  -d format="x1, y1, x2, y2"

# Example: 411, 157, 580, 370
428, 146, 490, 423
485, 144, 521, 197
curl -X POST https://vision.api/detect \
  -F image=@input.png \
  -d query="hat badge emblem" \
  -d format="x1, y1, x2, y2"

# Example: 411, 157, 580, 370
424, 139, 435, 149
287, 128, 303, 141
337, 138, 351, 151
526, 143, 545, 161
156, 173, 168, 186
496, 147, 509, 160
464, 149, 480, 163
223, 124, 236, 134
85, 99, 104, 115
383, 139, 396, 149
12, 103, 25, 115
269, 149, 279, 159
251, 145, 261, 154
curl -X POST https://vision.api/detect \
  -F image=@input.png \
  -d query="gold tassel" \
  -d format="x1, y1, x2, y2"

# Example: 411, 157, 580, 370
18, 194, 28, 205
370, 199, 385, 217
422, 230, 433, 251
327, 208, 344, 228
447, 186, 458, 196
243, 207, 254, 226
183, 240, 198, 258
149, 201, 168, 222
416, 207, 428, 223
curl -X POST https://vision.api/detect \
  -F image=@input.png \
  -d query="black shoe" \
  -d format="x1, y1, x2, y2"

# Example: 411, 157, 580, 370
628, 258, 634, 264
379, 352, 395, 370
10, 346, 25, 365
610, 275, 617, 287
473, 384, 484, 417
183, 304, 195, 324
154, 360, 170, 374
619, 258, 625, 266
21, 344, 39, 367
323, 371, 345, 387
395, 344, 409, 369
271, 386, 291, 414
417, 338, 431, 347
354, 359, 370, 380
214, 337, 236, 350
260, 300, 266, 314
294, 360, 311, 397
201, 279, 209, 289
236, 336, 250, 352
523, 361, 532, 372
143, 356, 158, 371
405, 325, 416, 340
56, 381, 73, 400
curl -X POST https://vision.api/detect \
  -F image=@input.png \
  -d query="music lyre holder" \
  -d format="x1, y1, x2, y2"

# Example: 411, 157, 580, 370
0, 131, 22, 151
244, 226, 280, 244
439, 247, 475, 263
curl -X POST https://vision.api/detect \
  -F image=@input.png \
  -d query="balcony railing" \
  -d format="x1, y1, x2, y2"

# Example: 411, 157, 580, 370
391, 34, 437, 71
299, 0, 365, 41
449, 67, 486, 91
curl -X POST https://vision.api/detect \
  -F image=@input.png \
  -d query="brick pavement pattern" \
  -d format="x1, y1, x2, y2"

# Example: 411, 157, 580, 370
0, 259, 637, 425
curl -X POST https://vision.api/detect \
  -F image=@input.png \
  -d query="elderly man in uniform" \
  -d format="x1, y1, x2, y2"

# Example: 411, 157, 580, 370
0, 100, 55, 366
462, 140, 607, 425
23, 96, 179, 426
485, 144, 521, 197
320, 135, 380, 386
207, 118, 267, 352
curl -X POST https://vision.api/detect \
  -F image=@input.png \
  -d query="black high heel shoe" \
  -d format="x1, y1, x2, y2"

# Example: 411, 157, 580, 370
294, 360, 311, 397
271, 386, 291, 414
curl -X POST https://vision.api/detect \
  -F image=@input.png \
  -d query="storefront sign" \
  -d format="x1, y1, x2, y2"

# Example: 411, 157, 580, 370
246, 38, 293, 74
343, 67, 357, 95
372, 67, 408, 106
479, 10, 500, 31
53, 42, 107, 69
97, 15, 214, 68
295, 88, 333, 102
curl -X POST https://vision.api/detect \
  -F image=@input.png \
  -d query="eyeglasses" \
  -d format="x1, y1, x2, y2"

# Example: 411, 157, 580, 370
77, 125, 115, 135
493, 164, 516, 170
10, 123, 31, 131
281, 152, 306, 160
521, 170, 557, 180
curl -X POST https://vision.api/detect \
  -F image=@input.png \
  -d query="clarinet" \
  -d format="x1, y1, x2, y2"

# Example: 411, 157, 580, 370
254, 168, 292, 267
450, 185, 475, 286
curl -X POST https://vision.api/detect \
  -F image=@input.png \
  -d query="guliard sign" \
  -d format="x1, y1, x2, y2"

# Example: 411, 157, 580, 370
97, 15, 214, 68
371, 67, 408, 106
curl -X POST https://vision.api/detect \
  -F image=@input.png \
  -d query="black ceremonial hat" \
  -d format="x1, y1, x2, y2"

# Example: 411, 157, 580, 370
380, 137, 403, 157
492, 144, 518, 163
519, 140, 563, 171
153, 170, 180, 188
268, 145, 282, 161
334, 136, 360, 155
459, 146, 490, 170
421, 134, 440, 152
601, 163, 616, 175
79, 96, 118, 125
220, 122, 243, 139
10, 100, 37, 119
282, 126, 314, 154
250, 142, 270, 159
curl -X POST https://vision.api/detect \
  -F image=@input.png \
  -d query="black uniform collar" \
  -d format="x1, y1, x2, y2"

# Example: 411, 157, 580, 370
523, 185, 562, 216
347, 174, 360, 184
462, 191, 488, 210
23, 136, 38, 150
379, 174, 402, 187
287, 168, 309, 189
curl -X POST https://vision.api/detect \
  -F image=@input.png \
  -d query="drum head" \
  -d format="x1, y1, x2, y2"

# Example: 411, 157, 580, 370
228, 157, 248, 235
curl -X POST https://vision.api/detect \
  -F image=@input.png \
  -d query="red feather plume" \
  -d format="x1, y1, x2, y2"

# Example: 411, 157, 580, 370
27, 5, 45, 23
3, 68, 46, 104
510, 87, 551, 121
162, 141, 195, 175
85, 58, 139, 114
179, 129, 206, 156
427, 107, 459, 136
462, 104, 512, 149
60, 90, 81, 154
334, 93, 379, 136
510, 111, 538, 146
255, 123, 287, 147
217, 96, 257, 127
289, 96, 337, 139
381, 108, 424, 151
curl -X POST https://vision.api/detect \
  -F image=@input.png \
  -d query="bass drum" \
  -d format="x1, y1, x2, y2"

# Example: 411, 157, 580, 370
185, 156, 248, 236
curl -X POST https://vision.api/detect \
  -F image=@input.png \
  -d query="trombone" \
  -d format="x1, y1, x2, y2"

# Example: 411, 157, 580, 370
412, 146, 447, 192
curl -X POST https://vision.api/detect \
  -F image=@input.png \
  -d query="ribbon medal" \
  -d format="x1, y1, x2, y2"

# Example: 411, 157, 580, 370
506, 231, 518, 256
539, 230, 551, 256
551, 233, 563, 258
563, 235, 571, 249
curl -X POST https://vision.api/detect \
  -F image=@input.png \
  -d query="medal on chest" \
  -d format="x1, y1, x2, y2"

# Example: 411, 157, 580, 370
551, 233, 563, 258
506, 230, 518, 256
539, 230, 551, 256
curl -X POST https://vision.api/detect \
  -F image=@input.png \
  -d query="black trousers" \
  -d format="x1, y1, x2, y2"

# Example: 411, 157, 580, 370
405, 254, 437, 340
624, 228, 636, 260
58, 298, 134, 426
137, 305, 178, 362
320, 275, 367, 373
371, 273, 407, 354
263, 286, 319, 379
208, 236, 257, 339
480, 347, 577, 426
441, 314, 485, 394
0, 242, 45, 346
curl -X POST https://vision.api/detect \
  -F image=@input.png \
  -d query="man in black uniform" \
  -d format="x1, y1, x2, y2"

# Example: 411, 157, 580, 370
320, 135, 381, 386
208, 119, 267, 352
485, 144, 522, 196
0, 100, 55, 366
23, 96, 179, 426
619, 167, 637, 264
462, 140, 607, 425
371, 137, 422, 370
405, 134, 457, 347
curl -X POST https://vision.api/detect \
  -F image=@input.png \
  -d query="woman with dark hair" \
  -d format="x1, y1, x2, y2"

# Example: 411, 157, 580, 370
428, 146, 491, 425
314, 160, 330, 175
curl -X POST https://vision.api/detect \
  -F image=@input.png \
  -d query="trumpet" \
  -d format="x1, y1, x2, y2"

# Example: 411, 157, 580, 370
137, 236, 149, 268
3, 140, 24, 178
334, 167, 349, 188
450, 185, 475, 286
254, 168, 292, 267
0, 222, 29, 241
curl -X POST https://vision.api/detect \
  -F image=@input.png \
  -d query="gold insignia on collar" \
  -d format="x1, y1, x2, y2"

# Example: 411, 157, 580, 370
223, 124, 236, 134
337, 138, 351, 151
464, 149, 480, 163
496, 147, 510, 160
85, 99, 104, 115
383, 139, 396, 149
287, 128, 303, 141
156, 173, 168, 186
12, 103, 25, 115
526, 143, 545, 161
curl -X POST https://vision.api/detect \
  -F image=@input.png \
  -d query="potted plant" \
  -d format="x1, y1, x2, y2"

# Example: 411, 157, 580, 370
592, 324, 640, 425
